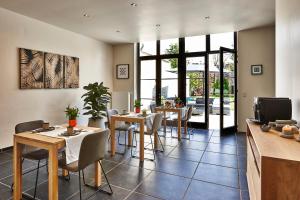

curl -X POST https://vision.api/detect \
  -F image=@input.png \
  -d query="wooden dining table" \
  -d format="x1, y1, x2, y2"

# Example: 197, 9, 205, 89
13, 125, 103, 200
110, 113, 154, 162
155, 107, 185, 141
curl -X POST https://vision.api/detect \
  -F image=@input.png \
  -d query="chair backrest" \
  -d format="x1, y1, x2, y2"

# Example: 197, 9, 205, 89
78, 129, 109, 170
152, 113, 163, 133
106, 109, 118, 127
186, 107, 193, 121
15, 120, 44, 133
150, 104, 156, 113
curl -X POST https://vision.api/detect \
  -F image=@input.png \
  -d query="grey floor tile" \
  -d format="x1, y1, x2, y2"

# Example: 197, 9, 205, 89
0, 152, 12, 165
201, 151, 238, 168
194, 163, 239, 188
184, 180, 240, 200
0, 183, 12, 200
168, 147, 204, 162
127, 192, 161, 200
178, 140, 208, 151
136, 171, 190, 200
209, 136, 237, 146
206, 143, 237, 155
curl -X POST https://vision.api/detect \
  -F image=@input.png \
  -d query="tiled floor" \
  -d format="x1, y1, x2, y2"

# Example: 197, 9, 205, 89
0, 128, 249, 200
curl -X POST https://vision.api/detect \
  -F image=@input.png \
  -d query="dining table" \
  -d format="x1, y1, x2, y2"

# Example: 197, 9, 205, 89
155, 107, 186, 141
110, 113, 154, 162
13, 124, 103, 200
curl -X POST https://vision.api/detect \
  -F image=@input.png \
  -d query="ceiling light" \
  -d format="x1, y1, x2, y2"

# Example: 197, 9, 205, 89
83, 13, 90, 18
130, 2, 137, 7
116, 30, 121, 33
156, 24, 161, 28
205, 16, 210, 20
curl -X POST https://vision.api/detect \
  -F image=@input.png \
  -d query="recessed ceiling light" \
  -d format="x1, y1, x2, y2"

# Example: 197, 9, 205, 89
83, 13, 90, 18
130, 2, 137, 7
116, 30, 121, 33
205, 16, 210, 20
156, 24, 161, 28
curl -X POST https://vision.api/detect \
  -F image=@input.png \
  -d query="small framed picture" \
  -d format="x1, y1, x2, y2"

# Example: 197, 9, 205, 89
116, 64, 129, 79
251, 65, 263, 75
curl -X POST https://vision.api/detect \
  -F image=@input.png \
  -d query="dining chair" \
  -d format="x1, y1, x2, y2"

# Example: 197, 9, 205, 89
171, 107, 193, 139
58, 129, 113, 200
132, 113, 164, 161
150, 104, 170, 137
11, 120, 48, 199
106, 109, 136, 153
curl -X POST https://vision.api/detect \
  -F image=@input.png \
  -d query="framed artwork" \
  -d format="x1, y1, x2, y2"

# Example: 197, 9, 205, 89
251, 65, 263, 75
64, 56, 79, 88
19, 48, 44, 89
116, 64, 129, 79
44, 53, 64, 88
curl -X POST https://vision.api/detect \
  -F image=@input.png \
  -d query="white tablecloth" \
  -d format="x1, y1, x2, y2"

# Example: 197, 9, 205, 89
37, 127, 95, 164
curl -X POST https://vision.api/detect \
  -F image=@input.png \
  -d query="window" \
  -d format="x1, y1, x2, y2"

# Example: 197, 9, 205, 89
210, 32, 234, 51
139, 41, 156, 56
185, 36, 206, 52
140, 60, 156, 109
160, 38, 179, 55
161, 59, 178, 99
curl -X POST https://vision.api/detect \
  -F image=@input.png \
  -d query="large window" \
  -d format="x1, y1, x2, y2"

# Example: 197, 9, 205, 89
138, 32, 236, 127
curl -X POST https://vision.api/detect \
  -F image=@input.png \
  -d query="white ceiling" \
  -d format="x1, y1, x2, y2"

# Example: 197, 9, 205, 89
0, 0, 275, 44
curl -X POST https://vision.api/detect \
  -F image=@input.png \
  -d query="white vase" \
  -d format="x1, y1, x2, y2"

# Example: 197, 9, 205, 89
88, 118, 105, 128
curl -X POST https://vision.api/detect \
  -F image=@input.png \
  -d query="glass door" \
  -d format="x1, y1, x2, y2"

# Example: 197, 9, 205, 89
219, 47, 237, 133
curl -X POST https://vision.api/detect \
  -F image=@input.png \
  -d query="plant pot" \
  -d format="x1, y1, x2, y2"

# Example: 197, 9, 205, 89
69, 119, 77, 127
88, 118, 105, 128
67, 126, 74, 135
135, 107, 141, 113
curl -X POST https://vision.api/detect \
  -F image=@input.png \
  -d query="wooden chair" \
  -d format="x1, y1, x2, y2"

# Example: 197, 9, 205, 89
132, 113, 164, 161
11, 120, 49, 199
58, 129, 113, 200
150, 104, 170, 137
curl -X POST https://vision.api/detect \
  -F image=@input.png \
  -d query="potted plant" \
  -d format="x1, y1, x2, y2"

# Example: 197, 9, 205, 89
175, 96, 182, 108
134, 99, 142, 113
81, 82, 111, 128
142, 109, 147, 117
65, 105, 79, 127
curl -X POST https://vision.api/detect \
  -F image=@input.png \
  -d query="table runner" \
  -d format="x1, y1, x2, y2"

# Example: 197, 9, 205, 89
37, 127, 95, 164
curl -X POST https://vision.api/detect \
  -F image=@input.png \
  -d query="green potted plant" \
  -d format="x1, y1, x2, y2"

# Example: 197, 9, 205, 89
134, 99, 142, 113
81, 82, 111, 128
65, 105, 79, 127
175, 96, 182, 108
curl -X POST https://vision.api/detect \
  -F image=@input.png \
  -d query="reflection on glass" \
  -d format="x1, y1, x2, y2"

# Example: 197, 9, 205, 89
161, 59, 178, 79
186, 57, 205, 122
141, 60, 156, 79
141, 99, 155, 110
141, 80, 156, 99
139, 41, 156, 56
223, 52, 235, 128
185, 36, 206, 52
210, 32, 234, 51
160, 38, 179, 55
161, 79, 178, 100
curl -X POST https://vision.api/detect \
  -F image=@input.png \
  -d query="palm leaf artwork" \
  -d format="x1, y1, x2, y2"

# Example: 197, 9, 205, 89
81, 82, 111, 119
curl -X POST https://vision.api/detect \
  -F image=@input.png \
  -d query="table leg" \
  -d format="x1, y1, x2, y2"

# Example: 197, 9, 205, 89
13, 139, 22, 200
48, 146, 58, 200
62, 169, 68, 177
163, 111, 167, 134
110, 118, 116, 156
128, 129, 132, 146
154, 131, 158, 149
94, 161, 102, 187
184, 121, 188, 135
178, 111, 181, 141
140, 121, 144, 161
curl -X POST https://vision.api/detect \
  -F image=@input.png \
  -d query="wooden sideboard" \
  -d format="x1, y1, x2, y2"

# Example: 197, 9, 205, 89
246, 119, 300, 200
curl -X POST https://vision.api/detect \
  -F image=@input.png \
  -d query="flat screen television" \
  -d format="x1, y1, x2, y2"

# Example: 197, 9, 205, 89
253, 97, 292, 124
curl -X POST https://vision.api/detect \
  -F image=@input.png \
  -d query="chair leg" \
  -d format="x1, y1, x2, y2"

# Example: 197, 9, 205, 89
117, 131, 121, 145
33, 160, 41, 199
158, 135, 165, 152
82, 169, 86, 185
149, 135, 156, 160
99, 161, 113, 194
78, 171, 82, 200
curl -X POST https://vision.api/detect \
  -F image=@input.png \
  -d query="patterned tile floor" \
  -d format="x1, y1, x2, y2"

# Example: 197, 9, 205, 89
0, 128, 249, 200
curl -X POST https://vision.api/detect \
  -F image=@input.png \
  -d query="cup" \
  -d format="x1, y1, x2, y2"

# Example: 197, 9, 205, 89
67, 126, 74, 135
43, 122, 50, 130
142, 110, 147, 117
122, 110, 127, 115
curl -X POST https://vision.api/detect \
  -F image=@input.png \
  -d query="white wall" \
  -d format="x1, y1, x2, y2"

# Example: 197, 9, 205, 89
0, 8, 113, 148
276, 0, 300, 121
238, 26, 275, 132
